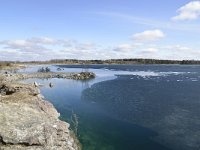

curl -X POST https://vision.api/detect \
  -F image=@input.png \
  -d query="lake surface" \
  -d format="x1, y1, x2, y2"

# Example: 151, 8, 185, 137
22, 65, 200, 150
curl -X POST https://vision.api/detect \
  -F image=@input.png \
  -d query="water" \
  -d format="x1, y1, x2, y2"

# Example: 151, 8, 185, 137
22, 65, 200, 150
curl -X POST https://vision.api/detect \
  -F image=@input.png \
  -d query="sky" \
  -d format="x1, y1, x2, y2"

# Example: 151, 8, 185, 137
0, 0, 200, 61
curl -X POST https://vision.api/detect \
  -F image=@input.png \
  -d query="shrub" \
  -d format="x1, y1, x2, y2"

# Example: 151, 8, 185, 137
37, 67, 51, 73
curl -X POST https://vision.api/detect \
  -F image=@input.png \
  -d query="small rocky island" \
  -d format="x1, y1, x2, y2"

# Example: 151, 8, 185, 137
0, 65, 95, 150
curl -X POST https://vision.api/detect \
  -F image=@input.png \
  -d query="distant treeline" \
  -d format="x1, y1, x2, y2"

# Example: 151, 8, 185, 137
2, 59, 200, 65
23, 59, 200, 65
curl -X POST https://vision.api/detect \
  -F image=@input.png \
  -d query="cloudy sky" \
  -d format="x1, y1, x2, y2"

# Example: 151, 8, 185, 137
1, 0, 200, 61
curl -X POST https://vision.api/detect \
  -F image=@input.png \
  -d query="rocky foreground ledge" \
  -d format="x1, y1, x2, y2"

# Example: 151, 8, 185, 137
0, 71, 94, 150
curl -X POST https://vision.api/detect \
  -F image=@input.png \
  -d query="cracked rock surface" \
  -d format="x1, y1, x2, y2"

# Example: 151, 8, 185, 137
0, 81, 80, 150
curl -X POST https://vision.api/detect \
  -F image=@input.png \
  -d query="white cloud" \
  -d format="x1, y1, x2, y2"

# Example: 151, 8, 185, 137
0, 40, 32, 48
156, 44, 200, 60
0, 37, 113, 61
135, 44, 200, 60
75, 42, 97, 50
163, 45, 191, 51
28, 37, 59, 45
141, 48, 158, 53
95, 11, 200, 31
132, 29, 165, 42
1, 36, 200, 61
113, 44, 135, 52
172, 1, 200, 21
0, 39, 50, 53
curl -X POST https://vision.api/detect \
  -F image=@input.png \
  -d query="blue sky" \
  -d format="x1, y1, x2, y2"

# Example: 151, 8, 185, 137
0, 0, 200, 60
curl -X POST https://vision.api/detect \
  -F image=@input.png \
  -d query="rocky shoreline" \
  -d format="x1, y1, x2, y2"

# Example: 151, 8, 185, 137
1, 72, 95, 81
0, 70, 95, 150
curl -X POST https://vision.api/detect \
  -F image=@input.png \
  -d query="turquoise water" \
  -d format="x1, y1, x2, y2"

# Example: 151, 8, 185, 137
23, 65, 200, 150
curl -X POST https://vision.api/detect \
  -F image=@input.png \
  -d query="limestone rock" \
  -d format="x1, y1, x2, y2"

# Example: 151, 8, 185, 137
0, 82, 80, 150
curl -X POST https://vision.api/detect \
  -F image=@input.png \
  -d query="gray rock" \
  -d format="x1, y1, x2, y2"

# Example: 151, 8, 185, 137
0, 82, 81, 150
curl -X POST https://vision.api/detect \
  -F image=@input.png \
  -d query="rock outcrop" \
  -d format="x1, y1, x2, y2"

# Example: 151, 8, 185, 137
0, 69, 95, 150
0, 82, 81, 150
0, 72, 95, 82
71, 72, 95, 80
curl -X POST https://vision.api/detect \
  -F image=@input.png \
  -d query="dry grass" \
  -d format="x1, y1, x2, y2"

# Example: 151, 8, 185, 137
0, 62, 11, 67
0, 62, 26, 71
0, 62, 12, 70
